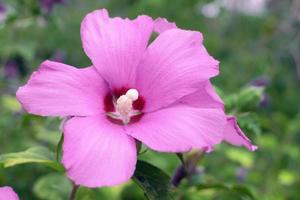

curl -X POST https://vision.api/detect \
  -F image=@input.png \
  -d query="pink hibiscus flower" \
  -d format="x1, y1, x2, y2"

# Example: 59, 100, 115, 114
16, 9, 256, 187
0, 186, 19, 200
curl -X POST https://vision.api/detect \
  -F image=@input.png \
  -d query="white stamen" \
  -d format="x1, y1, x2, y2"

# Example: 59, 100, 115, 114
116, 95, 133, 116
114, 88, 139, 124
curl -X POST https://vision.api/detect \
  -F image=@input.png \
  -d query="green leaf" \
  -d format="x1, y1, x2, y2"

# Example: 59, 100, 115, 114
237, 87, 264, 109
231, 185, 256, 200
225, 148, 254, 168
225, 86, 264, 112
278, 170, 296, 186
120, 183, 146, 200
76, 186, 124, 200
132, 160, 174, 200
196, 183, 255, 200
56, 134, 64, 161
237, 113, 261, 136
0, 146, 64, 171
33, 173, 72, 200
1, 95, 21, 112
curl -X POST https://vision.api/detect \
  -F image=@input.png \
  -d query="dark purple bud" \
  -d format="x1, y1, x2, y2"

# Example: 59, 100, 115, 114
249, 75, 270, 88
171, 165, 187, 187
4, 57, 27, 79
248, 75, 271, 107
39, 0, 67, 13
236, 167, 248, 182
0, 3, 6, 13
0, 3, 8, 23
260, 93, 270, 107
4, 60, 19, 79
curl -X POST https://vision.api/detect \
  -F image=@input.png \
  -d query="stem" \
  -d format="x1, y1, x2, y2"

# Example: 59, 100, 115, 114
185, 150, 205, 174
171, 150, 205, 187
176, 153, 185, 165
69, 184, 79, 200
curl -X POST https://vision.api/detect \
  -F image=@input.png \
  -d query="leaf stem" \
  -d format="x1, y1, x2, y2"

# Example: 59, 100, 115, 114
69, 184, 79, 200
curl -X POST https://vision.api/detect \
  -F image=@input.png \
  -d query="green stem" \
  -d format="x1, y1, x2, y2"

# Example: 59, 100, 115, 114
69, 184, 79, 200
172, 150, 205, 187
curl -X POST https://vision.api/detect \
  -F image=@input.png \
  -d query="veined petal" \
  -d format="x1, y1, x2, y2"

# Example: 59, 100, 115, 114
136, 29, 219, 112
0, 186, 19, 200
126, 105, 226, 152
224, 116, 258, 151
62, 115, 137, 187
81, 9, 154, 89
180, 82, 257, 151
179, 81, 224, 109
16, 60, 108, 117
154, 17, 177, 33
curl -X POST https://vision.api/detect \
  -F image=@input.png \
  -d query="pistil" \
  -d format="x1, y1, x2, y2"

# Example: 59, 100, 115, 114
107, 89, 140, 124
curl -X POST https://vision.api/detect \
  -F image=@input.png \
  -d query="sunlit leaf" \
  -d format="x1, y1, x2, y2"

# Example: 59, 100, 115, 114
197, 183, 255, 200
1, 95, 21, 112
0, 146, 64, 171
278, 170, 296, 186
225, 148, 254, 168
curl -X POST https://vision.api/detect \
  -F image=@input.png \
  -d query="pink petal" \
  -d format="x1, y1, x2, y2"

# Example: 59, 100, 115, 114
81, 9, 153, 89
136, 29, 219, 112
0, 186, 19, 200
17, 60, 108, 117
224, 116, 258, 151
62, 115, 137, 187
154, 17, 177, 33
180, 81, 224, 109
180, 82, 257, 151
126, 105, 226, 152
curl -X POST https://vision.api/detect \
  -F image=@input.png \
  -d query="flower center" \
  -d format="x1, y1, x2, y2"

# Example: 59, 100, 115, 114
106, 88, 143, 125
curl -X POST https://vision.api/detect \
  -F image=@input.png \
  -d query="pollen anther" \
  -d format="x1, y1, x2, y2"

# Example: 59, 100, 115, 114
125, 89, 139, 101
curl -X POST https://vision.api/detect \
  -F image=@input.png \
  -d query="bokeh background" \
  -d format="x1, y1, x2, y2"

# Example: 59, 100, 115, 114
0, 0, 299, 199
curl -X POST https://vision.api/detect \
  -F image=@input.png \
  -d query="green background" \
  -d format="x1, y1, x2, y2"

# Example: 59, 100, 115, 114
0, 0, 299, 199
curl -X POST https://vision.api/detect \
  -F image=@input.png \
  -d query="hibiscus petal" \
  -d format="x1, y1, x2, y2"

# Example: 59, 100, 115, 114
136, 29, 219, 112
224, 116, 258, 151
16, 60, 108, 117
81, 9, 153, 89
126, 105, 226, 152
62, 115, 137, 187
180, 81, 224, 109
0, 186, 19, 200
179, 82, 257, 151
154, 17, 177, 33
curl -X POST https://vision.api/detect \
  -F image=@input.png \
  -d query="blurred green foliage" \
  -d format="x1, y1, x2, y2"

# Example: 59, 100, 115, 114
0, 0, 300, 199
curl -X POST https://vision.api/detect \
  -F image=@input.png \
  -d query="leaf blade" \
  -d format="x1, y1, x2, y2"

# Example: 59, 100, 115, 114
132, 160, 174, 200
0, 146, 64, 171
